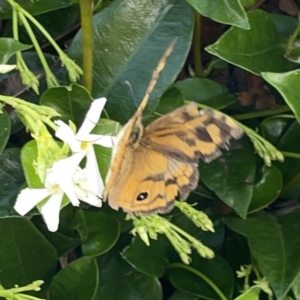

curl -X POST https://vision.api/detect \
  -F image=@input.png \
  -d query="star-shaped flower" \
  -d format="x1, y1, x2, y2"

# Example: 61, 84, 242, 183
55, 97, 115, 196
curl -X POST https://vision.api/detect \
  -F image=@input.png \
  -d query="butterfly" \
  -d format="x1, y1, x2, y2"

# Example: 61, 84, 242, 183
102, 40, 243, 215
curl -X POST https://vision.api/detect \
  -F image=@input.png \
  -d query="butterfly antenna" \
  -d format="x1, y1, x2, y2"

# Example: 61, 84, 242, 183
124, 80, 139, 109
138, 38, 178, 113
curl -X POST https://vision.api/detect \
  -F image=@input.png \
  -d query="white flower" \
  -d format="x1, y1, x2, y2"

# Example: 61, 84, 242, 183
14, 98, 114, 232
14, 162, 102, 232
55, 97, 115, 197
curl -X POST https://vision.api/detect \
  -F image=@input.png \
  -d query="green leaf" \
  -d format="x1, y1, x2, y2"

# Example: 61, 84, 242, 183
226, 210, 300, 299
93, 119, 121, 178
200, 137, 256, 218
0, 111, 11, 154
96, 244, 162, 300
169, 254, 234, 299
169, 290, 199, 300
248, 165, 282, 213
69, 0, 194, 124
271, 14, 298, 38
40, 83, 92, 126
206, 10, 291, 75
262, 70, 300, 124
155, 86, 185, 115
175, 78, 237, 109
33, 206, 80, 257
74, 210, 120, 256
0, 0, 72, 19
0, 38, 31, 64
275, 121, 300, 189
0, 148, 25, 218
0, 218, 57, 293
234, 286, 261, 300
21, 140, 43, 188
187, 0, 249, 29
260, 115, 294, 145
292, 272, 300, 300
122, 236, 169, 277
50, 257, 98, 300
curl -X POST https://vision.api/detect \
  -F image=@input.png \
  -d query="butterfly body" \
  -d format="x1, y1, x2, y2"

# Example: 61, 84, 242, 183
103, 101, 243, 215
102, 40, 243, 215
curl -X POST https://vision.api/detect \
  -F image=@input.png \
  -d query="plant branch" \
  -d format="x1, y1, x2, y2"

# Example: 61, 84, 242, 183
192, 10, 205, 77
169, 263, 228, 300
80, 0, 94, 92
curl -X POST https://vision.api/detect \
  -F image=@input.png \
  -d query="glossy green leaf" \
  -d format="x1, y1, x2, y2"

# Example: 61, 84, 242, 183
292, 272, 300, 300
74, 210, 120, 256
3, 6, 80, 46
0, 38, 31, 63
0, 148, 25, 218
248, 165, 282, 213
225, 234, 251, 274
0, 218, 57, 293
226, 210, 300, 299
155, 86, 185, 115
200, 137, 256, 218
169, 254, 234, 299
93, 119, 121, 178
187, 0, 249, 29
260, 115, 294, 145
50, 257, 98, 300
206, 10, 291, 75
96, 245, 162, 300
69, 0, 194, 124
21, 140, 44, 188
33, 206, 80, 257
0, 0, 72, 19
262, 70, 300, 124
0, 111, 10, 154
275, 120, 300, 187
40, 84, 92, 126
122, 236, 169, 277
169, 290, 199, 300
234, 286, 261, 300
271, 14, 298, 38
175, 78, 237, 109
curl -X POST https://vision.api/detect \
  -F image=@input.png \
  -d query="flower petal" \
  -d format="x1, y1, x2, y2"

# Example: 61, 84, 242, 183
79, 191, 102, 207
40, 192, 63, 232
52, 155, 84, 206
14, 188, 51, 216
85, 149, 104, 195
77, 98, 107, 137
86, 134, 116, 148
55, 120, 79, 152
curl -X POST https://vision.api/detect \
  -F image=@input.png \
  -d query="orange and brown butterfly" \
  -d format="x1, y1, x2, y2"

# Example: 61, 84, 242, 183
102, 40, 243, 215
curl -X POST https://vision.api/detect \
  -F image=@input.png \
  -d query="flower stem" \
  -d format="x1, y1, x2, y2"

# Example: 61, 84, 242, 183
282, 151, 300, 159
169, 263, 228, 300
192, 10, 205, 77
285, 12, 300, 56
16, 11, 59, 87
80, 0, 94, 92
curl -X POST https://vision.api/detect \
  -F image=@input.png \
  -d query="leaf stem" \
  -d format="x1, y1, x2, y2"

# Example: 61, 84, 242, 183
169, 263, 228, 300
192, 10, 205, 77
232, 106, 292, 120
285, 12, 300, 56
282, 151, 300, 159
80, 0, 94, 92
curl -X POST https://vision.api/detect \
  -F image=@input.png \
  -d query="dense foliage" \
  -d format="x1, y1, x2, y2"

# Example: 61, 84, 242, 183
1, 0, 300, 299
